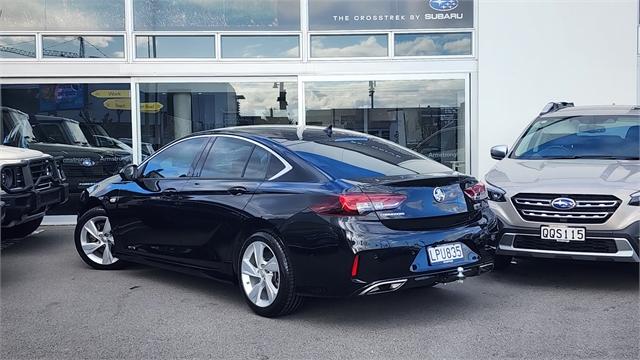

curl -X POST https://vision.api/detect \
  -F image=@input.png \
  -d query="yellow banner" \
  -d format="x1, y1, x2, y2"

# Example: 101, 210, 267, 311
103, 98, 163, 113
103, 98, 130, 110
141, 102, 164, 113
91, 90, 130, 98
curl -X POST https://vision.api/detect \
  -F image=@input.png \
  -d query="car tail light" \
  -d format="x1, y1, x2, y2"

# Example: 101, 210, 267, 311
463, 182, 488, 201
311, 193, 407, 216
351, 254, 360, 277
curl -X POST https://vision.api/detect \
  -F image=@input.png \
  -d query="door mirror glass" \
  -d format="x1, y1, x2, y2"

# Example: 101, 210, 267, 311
490, 145, 508, 160
119, 164, 139, 181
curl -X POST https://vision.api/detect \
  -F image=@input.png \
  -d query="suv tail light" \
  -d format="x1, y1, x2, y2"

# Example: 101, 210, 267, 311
312, 193, 407, 216
463, 182, 488, 202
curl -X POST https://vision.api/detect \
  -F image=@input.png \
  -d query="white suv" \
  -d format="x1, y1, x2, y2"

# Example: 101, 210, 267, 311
485, 103, 639, 268
1, 145, 68, 239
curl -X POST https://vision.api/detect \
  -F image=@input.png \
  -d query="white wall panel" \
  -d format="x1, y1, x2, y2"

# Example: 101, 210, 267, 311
477, 0, 638, 178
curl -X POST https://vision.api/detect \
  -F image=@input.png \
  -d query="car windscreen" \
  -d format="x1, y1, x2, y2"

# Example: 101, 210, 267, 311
511, 115, 639, 160
65, 121, 90, 145
1, 109, 38, 148
277, 131, 451, 180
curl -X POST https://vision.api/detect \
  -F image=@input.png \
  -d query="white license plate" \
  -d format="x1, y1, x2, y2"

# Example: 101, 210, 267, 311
428, 243, 464, 264
540, 225, 586, 242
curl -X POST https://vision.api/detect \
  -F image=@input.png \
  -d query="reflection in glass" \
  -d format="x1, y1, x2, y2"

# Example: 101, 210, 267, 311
136, 36, 215, 58
0, 83, 133, 214
395, 33, 472, 56
221, 36, 299, 58
0, 36, 36, 58
139, 82, 298, 150
310, 35, 388, 58
0, 0, 125, 31
133, 0, 300, 31
304, 80, 466, 171
42, 36, 125, 58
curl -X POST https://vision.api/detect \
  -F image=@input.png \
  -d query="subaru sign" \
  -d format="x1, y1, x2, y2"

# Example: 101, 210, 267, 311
551, 197, 577, 210
429, 0, 459, 12
308, 0, 474, 31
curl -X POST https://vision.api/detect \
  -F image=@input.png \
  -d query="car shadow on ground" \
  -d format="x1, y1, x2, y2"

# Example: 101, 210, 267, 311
487, 257, 639, 291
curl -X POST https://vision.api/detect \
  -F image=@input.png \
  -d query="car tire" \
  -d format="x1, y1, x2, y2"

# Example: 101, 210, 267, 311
237, 231, 303, 317
74, 207, 125, 270
1, 217, 43, 239
493, 255, 513, 270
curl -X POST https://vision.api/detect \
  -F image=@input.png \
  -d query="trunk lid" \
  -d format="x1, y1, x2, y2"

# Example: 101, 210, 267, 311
355, 173, 479, 230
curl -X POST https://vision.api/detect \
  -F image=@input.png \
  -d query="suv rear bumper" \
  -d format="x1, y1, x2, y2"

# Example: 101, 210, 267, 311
494, 223, 640, 263
1, 183, 69, 227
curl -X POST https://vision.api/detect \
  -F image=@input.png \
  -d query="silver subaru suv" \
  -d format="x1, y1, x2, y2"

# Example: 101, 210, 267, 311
485, 103, 639, 268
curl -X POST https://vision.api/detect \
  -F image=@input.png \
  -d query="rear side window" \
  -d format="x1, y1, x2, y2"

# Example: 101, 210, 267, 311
142, 137, 207, 178
243, 146, 271, 180
201, 137, 254, 179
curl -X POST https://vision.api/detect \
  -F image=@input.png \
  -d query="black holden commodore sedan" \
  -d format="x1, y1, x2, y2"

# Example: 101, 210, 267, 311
74, 126, 498, 317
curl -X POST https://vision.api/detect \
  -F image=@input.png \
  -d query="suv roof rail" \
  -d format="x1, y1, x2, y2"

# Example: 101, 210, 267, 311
540, 102, 574, 115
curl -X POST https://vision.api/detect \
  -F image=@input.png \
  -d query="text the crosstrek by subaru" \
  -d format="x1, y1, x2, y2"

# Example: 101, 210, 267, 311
485, 103, 639, 268
74, 126, 497, 317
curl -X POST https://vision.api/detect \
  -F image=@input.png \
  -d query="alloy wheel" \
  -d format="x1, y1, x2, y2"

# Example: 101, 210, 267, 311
80, 216, 118, 265
241, 241, 280, 307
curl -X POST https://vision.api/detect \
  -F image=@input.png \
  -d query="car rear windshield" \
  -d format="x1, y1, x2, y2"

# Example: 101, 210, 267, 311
270, 128, 451, 180
512, 115, 639, 160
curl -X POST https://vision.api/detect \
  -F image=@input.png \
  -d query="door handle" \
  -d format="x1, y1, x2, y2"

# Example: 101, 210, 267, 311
228, 186, 247, 196
161, 188, 178, 197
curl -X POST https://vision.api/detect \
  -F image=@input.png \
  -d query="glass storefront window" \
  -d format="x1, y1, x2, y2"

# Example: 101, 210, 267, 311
0, 36, 36, 58
0, 0, 125, 31
136, 36, 216, 59
310, 34, 388, 58
304, 79, 467, 171
42, 36, 125, 59
221, 36, 299, 59
1, 83, 133, 214
133, 0, 300, 31
395, 33, 472, 57
139, 81, 298, 150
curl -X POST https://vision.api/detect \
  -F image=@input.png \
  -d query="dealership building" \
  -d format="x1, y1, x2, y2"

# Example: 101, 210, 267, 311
1, 0, 638, 220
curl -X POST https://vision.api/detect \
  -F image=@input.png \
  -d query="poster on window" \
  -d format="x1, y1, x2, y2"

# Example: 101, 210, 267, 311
308, 0, 474, 31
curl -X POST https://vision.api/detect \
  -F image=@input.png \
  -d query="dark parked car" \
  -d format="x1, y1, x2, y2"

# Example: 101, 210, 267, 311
1, 107, 132, 195
74, 126, 498, 317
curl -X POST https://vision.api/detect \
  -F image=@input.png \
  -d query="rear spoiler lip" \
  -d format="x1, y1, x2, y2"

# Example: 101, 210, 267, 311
349, 172, 475, 187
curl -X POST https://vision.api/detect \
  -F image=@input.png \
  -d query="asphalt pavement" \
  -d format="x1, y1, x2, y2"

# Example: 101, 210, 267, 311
1, 226, 638, 359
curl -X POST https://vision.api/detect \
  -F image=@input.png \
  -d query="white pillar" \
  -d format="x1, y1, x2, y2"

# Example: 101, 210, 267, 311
173, 93, 192, 139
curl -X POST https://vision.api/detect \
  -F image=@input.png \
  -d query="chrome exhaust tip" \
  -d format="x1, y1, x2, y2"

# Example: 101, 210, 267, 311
359, 279, 407, 295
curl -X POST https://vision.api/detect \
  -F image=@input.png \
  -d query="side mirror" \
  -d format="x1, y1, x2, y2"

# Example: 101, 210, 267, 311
490, 145, 508, 160
119, 164, 139, 181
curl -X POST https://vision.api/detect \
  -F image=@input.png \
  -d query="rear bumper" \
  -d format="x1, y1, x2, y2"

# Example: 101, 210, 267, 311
289, 208, 499, 297
355, 261, 494, 296
1, 183, 69, 227
494, 223, 640, 263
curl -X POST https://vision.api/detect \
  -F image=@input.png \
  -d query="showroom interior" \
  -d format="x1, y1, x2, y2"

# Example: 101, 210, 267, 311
0, 0, 638, 221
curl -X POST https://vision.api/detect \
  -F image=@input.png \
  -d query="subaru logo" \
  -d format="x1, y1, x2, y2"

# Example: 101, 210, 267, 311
433, 187, 446, 203
81, 159, 96, 167
551, 197, 576, 210
429, 0, 459, 11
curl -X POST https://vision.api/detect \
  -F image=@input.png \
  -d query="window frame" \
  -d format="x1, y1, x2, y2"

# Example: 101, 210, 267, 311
134, 33, 217, 60
0, 34, 38, 61
194, 134, 293, 181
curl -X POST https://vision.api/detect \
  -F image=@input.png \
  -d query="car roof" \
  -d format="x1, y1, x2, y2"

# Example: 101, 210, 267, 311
197, 125, 378, 142
32, 114, 79, 124
540, 105, 639, 118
